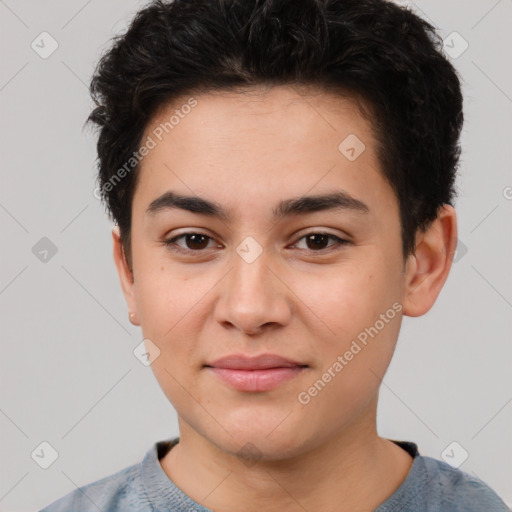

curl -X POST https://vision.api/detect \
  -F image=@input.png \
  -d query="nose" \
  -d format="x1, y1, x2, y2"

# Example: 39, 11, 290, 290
214, 245, 292, 336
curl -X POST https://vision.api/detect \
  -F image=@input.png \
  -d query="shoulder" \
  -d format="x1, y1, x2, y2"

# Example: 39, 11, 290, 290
377, 442, 510, 512
38, 458, 148, 512
417, 455, 510, 511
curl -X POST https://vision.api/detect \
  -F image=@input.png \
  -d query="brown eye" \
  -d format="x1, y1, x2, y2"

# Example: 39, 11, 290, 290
294, 232, 349, 252
165, 233, 216, 253
164, 231, 349, 256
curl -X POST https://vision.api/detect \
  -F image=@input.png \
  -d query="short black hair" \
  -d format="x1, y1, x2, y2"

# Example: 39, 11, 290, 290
86, 0, 464, 270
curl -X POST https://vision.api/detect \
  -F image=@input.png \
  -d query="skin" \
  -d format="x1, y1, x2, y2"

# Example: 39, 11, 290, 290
112, 85, 457, 512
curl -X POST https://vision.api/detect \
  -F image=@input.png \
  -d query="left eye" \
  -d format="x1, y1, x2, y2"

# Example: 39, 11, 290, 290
165, 233, 218, 252
293, 232, 349, 252
164, 232, 349, 254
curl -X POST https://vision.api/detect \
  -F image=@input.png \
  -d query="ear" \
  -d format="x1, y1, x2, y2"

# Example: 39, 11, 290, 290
402, 204, 458, 317
112, 225, 140, 325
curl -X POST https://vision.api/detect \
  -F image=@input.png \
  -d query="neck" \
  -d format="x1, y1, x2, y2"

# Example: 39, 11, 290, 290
160, 395, 413, 512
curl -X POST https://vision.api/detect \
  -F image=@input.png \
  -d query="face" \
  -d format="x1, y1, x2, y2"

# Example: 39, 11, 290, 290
115, 85, 415, 461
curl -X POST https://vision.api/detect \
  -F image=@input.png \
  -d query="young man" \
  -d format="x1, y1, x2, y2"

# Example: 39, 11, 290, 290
40, 0, 509, 510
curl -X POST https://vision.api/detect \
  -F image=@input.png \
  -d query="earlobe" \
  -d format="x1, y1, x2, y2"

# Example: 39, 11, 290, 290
112, 226, 140, 325
402, 205, 458, 317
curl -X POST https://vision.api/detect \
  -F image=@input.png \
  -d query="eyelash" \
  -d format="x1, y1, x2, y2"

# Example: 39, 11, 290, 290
163, 231, 350, 256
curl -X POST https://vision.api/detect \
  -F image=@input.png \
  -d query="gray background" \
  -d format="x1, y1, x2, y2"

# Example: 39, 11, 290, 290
1, 0, 511, 510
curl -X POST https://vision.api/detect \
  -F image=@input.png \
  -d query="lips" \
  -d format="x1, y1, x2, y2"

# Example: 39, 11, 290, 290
206, 353, 307, 370
204, 353, 308, 392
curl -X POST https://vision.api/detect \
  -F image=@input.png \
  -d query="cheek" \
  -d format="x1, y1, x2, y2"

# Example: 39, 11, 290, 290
134, 256, 196, 337
297, 311, 401, 433
336, 272, 402, 379
293, 263, 401, 398
290, 259, 395, 340
133, 259, 205, 367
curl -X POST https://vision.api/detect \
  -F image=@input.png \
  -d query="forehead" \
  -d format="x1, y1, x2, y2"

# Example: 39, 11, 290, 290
143, 84, 376, 157
149, 84, 374, 137
132, 85, 394, 223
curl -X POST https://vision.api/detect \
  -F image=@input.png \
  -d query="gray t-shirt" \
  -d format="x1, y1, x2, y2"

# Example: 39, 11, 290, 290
39, 438, 510, 512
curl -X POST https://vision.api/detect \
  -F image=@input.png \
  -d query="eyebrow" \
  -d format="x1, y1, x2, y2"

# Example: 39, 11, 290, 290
145, 190, 370, 221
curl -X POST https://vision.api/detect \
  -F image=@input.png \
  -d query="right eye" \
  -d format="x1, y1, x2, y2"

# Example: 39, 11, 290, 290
164, 232, 220, 254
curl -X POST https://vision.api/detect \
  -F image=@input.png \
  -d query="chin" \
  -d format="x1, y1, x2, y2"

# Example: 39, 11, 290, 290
204, 416, 315, 463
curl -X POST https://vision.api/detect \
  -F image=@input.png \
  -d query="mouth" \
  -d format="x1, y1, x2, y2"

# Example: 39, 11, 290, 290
204, 353, 309, 392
